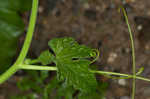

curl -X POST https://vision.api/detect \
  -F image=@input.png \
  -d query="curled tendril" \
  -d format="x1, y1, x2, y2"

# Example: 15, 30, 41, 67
136, 67, 144, 76
90, 49, 100, 64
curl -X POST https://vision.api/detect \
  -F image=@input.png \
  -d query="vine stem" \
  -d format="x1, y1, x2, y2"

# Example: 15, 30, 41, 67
20, 64, 57, 71
122, 7, 136, 99
0, 0, 38, 84
15, 0, 38, 64
19, 64, 150, 82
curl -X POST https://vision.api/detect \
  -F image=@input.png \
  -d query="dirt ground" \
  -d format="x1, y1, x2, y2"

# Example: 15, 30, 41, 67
0, 0, 150, 99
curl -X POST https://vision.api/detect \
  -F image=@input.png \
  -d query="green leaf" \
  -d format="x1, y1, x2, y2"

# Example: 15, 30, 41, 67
38, 50, 54, 65
0, 0, 32, 12
49, 37, 94, 59
17, 71, 45, 93
40, 71, 49, 81
78, 82, 108, 99
17, 77, 31, 91
43, 76, 75, 99
57, 83, 75, 99
43, 77, 59, 99
48, 37, 97, 93
10, 0, 32, 12
0, 0, 31, 73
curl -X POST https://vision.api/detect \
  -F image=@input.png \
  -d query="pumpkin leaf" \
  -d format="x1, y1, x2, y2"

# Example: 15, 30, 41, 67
0, 0, 31, 73
47, 37, 98, 93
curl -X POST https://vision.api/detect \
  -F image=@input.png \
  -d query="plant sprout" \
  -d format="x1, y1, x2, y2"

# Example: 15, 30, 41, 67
0, 0, 149, 99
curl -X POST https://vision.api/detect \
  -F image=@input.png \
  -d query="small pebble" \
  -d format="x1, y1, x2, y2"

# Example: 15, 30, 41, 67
38, 6, 44, 13
137, 25, 143, 31
118, 79, 126, 86
33, 94, 39, 98
0, 96, 4, 99
145, 44, 150, 51
83, 3, 90, 9
107, 52, 117, 63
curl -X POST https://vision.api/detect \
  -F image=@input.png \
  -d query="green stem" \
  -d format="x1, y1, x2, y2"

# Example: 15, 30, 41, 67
91, 70, 150, 82
19, 64, 57, 71
0, 65, 19, 84
15, 0, 38, 64
0, 0, 38, 84
19, 64, 150, 82
122, 8, 136, 99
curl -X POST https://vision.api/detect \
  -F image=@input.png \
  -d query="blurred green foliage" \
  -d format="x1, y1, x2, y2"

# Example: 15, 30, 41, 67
11, 70, 108, 99
0, 0, 32, 73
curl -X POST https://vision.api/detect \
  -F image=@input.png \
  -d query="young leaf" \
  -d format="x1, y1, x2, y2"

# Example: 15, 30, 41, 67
48, 37, 97, 93
38, 50, 54, 65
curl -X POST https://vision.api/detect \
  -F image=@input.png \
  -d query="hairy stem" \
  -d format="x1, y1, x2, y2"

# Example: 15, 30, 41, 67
0, 0, 38, 84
